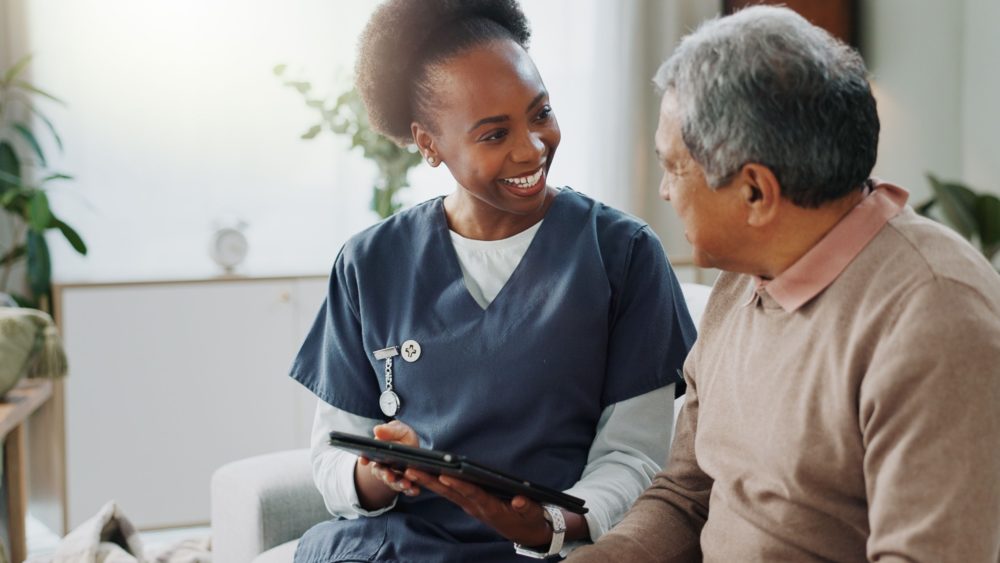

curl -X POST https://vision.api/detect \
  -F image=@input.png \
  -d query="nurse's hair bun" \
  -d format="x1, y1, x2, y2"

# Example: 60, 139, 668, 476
355, 0, 531, 145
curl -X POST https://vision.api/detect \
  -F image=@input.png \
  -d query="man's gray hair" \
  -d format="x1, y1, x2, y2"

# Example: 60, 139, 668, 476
654, 5, 879, 208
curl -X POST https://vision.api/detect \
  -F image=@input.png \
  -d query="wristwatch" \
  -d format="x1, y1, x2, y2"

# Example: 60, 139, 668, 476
513, 504, 566, 559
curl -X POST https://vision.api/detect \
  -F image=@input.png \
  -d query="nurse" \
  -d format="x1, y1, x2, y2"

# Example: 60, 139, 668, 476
289, 0, 696, 561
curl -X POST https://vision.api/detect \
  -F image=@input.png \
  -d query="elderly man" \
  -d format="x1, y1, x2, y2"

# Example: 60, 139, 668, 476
568, 6, 1000, 563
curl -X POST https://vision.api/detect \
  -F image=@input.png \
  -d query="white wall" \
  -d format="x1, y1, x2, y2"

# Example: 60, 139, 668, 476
961, 0, 1000, 195
8, 0, 384, 282
861, 1, 965, 202
6, 2, 998, 285
635, 1, 721, 263
6, 0, 665, 284
862, 0, 1000, 201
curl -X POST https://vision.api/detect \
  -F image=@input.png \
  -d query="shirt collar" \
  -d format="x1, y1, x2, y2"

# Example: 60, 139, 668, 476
752, 180, 909, 313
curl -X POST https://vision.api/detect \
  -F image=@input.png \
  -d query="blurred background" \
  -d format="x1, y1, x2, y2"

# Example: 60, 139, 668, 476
2, 0, 996, 286
0, 0, 997, 558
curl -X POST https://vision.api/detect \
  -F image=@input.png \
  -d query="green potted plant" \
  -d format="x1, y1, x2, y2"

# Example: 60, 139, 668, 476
916, 173, 1000, 268
0, 55, 87, 309
274, 65, 424, 219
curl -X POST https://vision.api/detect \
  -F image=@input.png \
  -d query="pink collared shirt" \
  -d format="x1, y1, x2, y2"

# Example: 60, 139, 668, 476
751, 180, 909, 312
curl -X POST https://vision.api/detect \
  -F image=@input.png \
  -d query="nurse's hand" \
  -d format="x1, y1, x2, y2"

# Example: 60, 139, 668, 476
403, 470, 561, 548
354, 420, 421, 509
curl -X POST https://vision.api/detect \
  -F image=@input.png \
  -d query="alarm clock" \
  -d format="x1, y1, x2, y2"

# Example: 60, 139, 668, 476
210, 224, 248, 274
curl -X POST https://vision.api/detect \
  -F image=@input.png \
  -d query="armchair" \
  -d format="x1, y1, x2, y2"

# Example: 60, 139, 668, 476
210, 282, 712, 563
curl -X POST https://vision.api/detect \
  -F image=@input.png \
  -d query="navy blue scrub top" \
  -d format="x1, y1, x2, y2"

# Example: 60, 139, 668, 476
290, 188, 695, 563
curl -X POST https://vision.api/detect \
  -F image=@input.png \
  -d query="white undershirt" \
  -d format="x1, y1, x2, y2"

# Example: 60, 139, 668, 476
310, 220, 675, 549
449, 221, 542, 309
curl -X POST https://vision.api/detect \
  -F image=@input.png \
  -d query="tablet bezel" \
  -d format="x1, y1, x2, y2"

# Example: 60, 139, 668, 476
328, 431, 588, 514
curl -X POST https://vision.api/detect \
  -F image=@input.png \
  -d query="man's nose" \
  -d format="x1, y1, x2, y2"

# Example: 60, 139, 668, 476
659, 176, 671, 201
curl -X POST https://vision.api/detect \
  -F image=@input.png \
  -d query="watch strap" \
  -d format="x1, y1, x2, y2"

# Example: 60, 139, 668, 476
513, 504, 566, 559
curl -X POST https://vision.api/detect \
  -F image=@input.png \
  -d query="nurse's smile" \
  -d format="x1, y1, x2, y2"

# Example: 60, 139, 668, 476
499, 162, 547, 197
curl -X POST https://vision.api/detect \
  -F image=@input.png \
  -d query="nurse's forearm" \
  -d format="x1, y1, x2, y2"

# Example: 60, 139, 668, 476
354, 461, 399, 510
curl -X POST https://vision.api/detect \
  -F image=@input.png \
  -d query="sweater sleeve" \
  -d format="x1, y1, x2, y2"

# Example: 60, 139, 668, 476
861, 278, 1000, 562
567, 356, 711, 562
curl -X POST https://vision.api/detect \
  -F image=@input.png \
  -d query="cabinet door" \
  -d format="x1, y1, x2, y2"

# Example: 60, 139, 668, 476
60, 279, 306, 529
290, 277, 332, 441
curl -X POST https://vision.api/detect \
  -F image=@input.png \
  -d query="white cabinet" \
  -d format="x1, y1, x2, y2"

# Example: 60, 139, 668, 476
56, 276, 328, 529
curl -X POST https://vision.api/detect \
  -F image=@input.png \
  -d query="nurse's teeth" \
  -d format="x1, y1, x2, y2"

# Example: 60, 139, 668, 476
502, 168, 543, 188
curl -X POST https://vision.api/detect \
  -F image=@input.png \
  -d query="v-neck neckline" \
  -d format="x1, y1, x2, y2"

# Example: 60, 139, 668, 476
434, 189, 566, 315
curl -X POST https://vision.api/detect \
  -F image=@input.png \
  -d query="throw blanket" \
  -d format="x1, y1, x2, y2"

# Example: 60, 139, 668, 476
0, 306, 68, 388
25, 501, 212, 563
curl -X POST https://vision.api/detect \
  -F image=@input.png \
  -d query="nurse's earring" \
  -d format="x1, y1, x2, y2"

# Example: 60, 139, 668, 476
412, 123, 439, 167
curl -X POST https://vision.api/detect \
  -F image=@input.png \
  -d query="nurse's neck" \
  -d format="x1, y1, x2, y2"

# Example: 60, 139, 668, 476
443, 187, 555, 241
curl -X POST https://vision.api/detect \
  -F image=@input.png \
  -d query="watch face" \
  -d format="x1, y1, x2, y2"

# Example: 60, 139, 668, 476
379, 390, 400, 417
211, 227, 248, 269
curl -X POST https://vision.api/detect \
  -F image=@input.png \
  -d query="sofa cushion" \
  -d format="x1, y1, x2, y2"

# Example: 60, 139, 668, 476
252, 539, 298, 563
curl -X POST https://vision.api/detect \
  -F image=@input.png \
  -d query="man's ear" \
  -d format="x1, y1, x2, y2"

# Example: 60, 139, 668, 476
738, 163, 782, 227
411, 122, 440, 166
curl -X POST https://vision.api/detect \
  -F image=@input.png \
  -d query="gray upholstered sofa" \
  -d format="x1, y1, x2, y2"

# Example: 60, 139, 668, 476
210, 282, 712, 563
212, 449, 328, 563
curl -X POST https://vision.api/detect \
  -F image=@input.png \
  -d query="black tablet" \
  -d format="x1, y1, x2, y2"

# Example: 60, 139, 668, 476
328, 431, 588, 514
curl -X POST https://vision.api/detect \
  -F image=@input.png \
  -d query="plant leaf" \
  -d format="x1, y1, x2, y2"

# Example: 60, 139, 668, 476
0, 244, 26, 267
8, 293, 37, 308
273, 63, 287, 76
914, 198, 936, 217
12, 122, 47, 166
28, 105, 64, 152
927, 173, 977, 239
1, 190, 18, 207
52, 216, 87, 255
26, 230, 52, 299
300, 124, 322, 140
974, 194, 1000, 254
0, 169, 26, 189
335, 90, 355, 108
13, 80, 65, 104
41, 172, 74, 183
28, 190, 53, 231
1, 185, 32, 208
3, 54, 33, 84
285, 80, 311, 94
0, 141, 21, 192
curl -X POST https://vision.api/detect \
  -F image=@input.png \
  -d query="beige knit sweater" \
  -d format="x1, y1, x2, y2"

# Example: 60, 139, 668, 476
569, 207, 1000, 562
